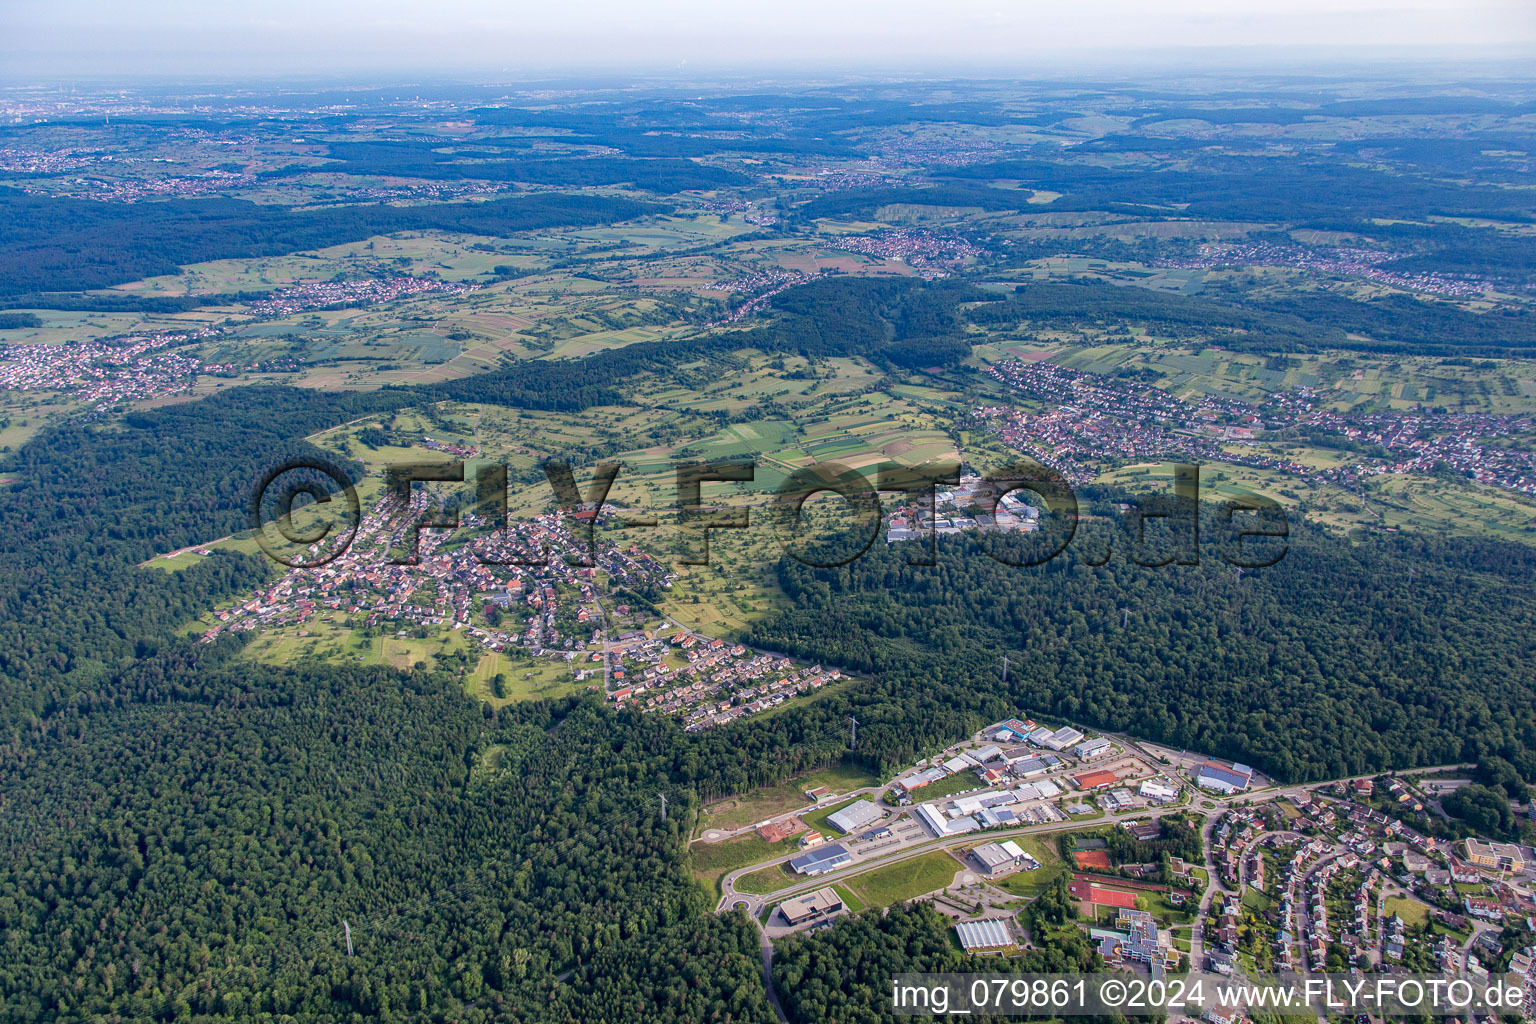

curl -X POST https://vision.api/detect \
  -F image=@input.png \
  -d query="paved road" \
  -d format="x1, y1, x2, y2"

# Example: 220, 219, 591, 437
756, 919, 789, 1024
720, 809, 1168, 914
1191, 811, 1234, 969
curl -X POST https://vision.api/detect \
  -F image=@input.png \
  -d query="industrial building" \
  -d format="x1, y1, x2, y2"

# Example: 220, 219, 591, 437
1073, 769, 1120, 790
788, 843, 852, 876
1192, 760, 1253, 794
1040, 726, 1084, 751
1010, 754, 1058, 778
825, 799, 883, 835
1139, 780, 1179, 804
778, 887, 845, 926
970, 839, 1037, 876
1074, 737, 1112, 761
915, 804, 979, 837
996, 718, 1034, 742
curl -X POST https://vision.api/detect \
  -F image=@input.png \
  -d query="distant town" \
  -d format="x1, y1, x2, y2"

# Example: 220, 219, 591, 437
981, 357, 1536, 494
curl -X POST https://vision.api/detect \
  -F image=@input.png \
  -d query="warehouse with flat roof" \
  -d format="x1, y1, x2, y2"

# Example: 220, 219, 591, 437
1192, 761, 1253, 793
825, 799, 883, 835
779, 887, 845, 925
789, 843, 852, 876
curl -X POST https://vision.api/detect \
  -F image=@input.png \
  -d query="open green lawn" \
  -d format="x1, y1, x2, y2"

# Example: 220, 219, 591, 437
997, 836, 1068, 897
736, 863, 798, 896
1384, 895, 1431, 927
841, 851, 962, 907
690, 835, 786, 896
914, 771, 987, 802
1240, 887, 1273, 913
239, 618, 469, 671
467, 650, 594, 705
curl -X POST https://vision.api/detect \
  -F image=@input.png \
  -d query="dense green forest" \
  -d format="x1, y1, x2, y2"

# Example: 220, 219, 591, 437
772, 902, 1107, 1024
0, 646, 779, 1022
938, 158, 1536, 223
973, 280, 1536, 357
0, 191, 657, 295
273, 144, 752, 192
0, 386, 421, 727
748, 523, 1536, 783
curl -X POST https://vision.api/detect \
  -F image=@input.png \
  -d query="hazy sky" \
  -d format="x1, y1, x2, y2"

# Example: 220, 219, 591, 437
4, 0, 1535, 78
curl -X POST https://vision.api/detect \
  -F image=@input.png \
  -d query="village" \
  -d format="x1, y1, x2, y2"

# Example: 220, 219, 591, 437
0, 327, 226, 415
199, 486, 848, 731
1163, 240, 1515, 299
244, 272, 476, 317
823, 228, 982, 274
980, 356, 1536, 494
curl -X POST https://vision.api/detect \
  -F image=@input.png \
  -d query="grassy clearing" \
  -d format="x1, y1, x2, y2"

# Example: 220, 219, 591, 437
914, 771, 987, 802
841, 851, 962, 907
466, 650, 594, 705
736, 863, 798, 896
697, 764, 880, 833
997, 836, 1067, 897
239, 618, 471, 671
691, 835, 786, 895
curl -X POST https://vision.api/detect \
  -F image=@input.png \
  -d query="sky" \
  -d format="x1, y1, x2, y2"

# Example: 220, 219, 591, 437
3, 0, 1535, 78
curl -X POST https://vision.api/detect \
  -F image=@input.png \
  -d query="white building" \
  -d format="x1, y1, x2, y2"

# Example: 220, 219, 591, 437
825, 799, 883, 835
1074, 737, 1112, 761
1042, 727, 1084, 751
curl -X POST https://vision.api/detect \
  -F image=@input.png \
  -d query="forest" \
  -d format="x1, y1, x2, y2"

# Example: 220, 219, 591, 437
747, 521, 1536, 784
276, 144, 753, 192
0, 190, 657, 295
771, 901, 1111, 1024
976, 279, 1536, 357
